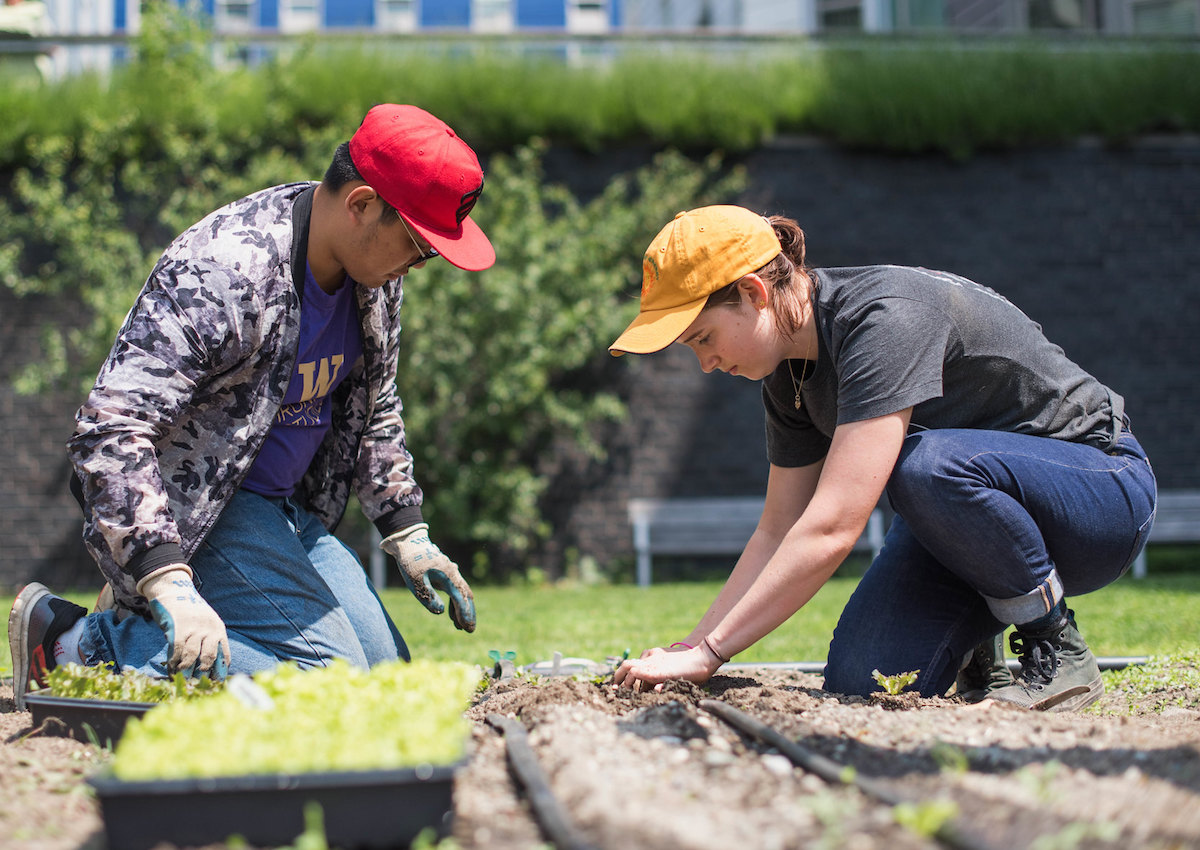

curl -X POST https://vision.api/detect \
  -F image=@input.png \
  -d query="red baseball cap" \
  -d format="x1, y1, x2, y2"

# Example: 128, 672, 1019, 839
349, 104, 495, 271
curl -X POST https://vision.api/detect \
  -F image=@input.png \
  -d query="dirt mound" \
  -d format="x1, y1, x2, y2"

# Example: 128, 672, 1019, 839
4, 665, 1200, 849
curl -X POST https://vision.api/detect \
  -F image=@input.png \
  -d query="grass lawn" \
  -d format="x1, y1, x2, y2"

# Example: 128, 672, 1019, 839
2, 572, 1197, 678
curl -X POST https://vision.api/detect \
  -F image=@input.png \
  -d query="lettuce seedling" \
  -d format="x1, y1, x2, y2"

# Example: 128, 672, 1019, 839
872, 668, 920, 696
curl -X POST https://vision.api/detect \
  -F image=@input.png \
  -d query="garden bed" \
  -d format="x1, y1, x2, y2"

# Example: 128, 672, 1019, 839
4, 663, 1200, 849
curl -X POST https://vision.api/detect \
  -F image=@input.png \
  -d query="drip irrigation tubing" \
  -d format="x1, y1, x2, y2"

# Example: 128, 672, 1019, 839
700, 699, 1006, 850
485, 713, 599, 850
724, 656, 1149, 675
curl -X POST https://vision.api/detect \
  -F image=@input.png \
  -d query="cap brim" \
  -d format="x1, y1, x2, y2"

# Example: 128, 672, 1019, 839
409, 215, 496, 272
609, 297, 707, 357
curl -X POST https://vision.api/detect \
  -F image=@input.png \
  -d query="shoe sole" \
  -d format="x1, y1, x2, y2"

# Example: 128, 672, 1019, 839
984, 680, 1094, 712
1043, 676, 1104, 713
7, 582, 51, 712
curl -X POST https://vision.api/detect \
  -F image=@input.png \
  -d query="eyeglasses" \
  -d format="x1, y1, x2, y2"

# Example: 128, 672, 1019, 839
398, 216, 440, 264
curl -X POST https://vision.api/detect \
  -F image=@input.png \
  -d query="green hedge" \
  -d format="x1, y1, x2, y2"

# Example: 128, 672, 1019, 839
3, 11, 1199, 163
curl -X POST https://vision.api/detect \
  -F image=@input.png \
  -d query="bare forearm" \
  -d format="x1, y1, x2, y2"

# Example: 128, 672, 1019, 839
684, 527, 783, 644
706, 526, 851, 660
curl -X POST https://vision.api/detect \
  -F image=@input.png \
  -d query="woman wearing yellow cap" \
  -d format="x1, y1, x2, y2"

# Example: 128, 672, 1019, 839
610, 205, 1155, 711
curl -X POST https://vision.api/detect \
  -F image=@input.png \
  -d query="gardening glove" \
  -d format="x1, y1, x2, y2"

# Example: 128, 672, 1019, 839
380, 523, 476, 632
137, 565, 231, 680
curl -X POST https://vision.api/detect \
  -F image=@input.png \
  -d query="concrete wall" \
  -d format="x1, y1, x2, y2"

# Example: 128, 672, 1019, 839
2, 137, 1197, 591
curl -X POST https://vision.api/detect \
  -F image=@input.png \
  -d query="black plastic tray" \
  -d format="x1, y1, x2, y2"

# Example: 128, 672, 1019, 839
89, 762, 459, 850
24, 693, 154, 746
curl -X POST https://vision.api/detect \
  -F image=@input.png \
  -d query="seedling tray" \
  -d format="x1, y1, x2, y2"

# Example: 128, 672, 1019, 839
24, 693, 154, 746
88, 762, 459, 850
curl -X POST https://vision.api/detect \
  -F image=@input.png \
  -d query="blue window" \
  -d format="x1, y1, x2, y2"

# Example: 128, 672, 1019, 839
421, 0, 470, 26
326, 0, 375, 26
516, 0, 565, 27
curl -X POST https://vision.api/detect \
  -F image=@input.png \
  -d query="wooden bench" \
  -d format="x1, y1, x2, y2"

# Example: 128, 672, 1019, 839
628, 497, 886, 587
1131, 490, 1200, 578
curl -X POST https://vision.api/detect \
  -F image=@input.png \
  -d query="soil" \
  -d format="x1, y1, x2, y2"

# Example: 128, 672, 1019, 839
3, 663, 1200, 850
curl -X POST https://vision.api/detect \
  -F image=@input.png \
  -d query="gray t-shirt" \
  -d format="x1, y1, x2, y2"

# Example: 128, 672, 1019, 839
764, 266, 1125, 467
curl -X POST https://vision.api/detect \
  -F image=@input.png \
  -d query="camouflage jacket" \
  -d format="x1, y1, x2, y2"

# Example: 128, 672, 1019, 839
68, 182, 424, 611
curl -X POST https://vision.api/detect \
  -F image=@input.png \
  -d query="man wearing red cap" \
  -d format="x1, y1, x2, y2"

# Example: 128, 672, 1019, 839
8, 105, 494, 705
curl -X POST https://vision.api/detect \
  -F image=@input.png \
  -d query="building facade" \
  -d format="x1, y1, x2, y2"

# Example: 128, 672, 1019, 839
7, 0, 1196, 79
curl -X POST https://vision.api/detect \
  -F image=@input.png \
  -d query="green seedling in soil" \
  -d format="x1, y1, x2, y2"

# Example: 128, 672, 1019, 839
871, 668, 920, 696
803, 787, 861, 850
928, 740, 969, 775
1090, 650, 1200, 715
1016, 759, 1063, 801
892, 798, 959, 838
410, 827, 464, 849
237, 801, 329, 850
1030, 819, 1120, 850
291, 802, 329, 850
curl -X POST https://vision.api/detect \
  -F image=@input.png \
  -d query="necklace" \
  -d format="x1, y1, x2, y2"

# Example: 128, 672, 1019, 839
787, 337, 815, 411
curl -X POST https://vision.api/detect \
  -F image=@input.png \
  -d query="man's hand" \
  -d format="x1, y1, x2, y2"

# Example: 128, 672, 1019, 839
137, 565, 231, 679
380, 523, 476, 632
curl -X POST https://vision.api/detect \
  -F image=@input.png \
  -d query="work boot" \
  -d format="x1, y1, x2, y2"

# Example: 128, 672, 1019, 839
954, 632, 1013, 703
7, 583, 88, 711
986, 608, 1103, 712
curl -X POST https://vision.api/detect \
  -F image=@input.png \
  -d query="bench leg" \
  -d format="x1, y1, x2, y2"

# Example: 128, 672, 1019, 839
634, 519, 652, 587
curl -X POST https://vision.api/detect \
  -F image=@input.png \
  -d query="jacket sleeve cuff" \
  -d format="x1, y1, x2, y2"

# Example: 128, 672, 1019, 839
126, 543, 188, 586
375, 506, 425, 539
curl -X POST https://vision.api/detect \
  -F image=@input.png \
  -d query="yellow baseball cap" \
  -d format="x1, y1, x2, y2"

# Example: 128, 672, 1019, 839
609, 205, 781, 356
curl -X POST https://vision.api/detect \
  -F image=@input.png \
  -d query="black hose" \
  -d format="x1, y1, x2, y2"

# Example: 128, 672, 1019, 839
486, 714, 599, 850
724, 656, 1149, 675
700, 699, 1007, 850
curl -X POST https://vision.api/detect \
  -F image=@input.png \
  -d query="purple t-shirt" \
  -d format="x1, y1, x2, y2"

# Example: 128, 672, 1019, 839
242, 265, 362, 497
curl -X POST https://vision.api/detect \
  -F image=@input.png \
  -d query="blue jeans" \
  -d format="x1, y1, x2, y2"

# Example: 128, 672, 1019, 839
80, 490, 407, 677
824, 427, 1156, 698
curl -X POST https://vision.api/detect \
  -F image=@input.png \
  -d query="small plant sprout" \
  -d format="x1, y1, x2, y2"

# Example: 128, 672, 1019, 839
1030, 819, 1120, 850
893, 798, 959, 838
929, 740, 969, 775
872, 668, 920, 696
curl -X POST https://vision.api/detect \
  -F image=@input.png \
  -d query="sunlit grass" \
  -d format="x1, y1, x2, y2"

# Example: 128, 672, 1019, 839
2, 572, 1196, 678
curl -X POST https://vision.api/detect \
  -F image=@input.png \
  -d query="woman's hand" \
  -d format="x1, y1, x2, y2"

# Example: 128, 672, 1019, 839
637, 641, 695, 661
613, 643, 723, 692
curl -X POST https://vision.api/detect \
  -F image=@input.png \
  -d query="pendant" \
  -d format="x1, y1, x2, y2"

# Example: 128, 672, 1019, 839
794, 392, 802, 410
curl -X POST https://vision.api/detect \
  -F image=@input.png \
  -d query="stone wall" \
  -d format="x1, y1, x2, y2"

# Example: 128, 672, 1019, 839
0, 289, 97, 592
1, 137, 1196, 590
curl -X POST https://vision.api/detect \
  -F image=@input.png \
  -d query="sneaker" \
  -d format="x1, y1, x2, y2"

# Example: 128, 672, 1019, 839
954, 632, 1014, 703
986, 609, 1103, 712
94, 581, 136, 622
8, 583, 89, 711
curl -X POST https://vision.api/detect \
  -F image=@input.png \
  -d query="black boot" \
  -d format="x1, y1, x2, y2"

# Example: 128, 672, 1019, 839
986, 608, 1103, 712
954, 632, 1013, 703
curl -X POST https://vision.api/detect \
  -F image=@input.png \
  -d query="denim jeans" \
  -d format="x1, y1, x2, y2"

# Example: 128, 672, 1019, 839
80, 490, 407, 677
823, 427, 1156, 698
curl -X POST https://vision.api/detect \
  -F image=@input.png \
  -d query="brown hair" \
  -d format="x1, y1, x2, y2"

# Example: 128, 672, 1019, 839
703, 214, 814, 339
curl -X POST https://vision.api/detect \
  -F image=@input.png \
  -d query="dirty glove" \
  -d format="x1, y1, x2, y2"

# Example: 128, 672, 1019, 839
137, 565, 231, 680
380, 523, 476, 632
